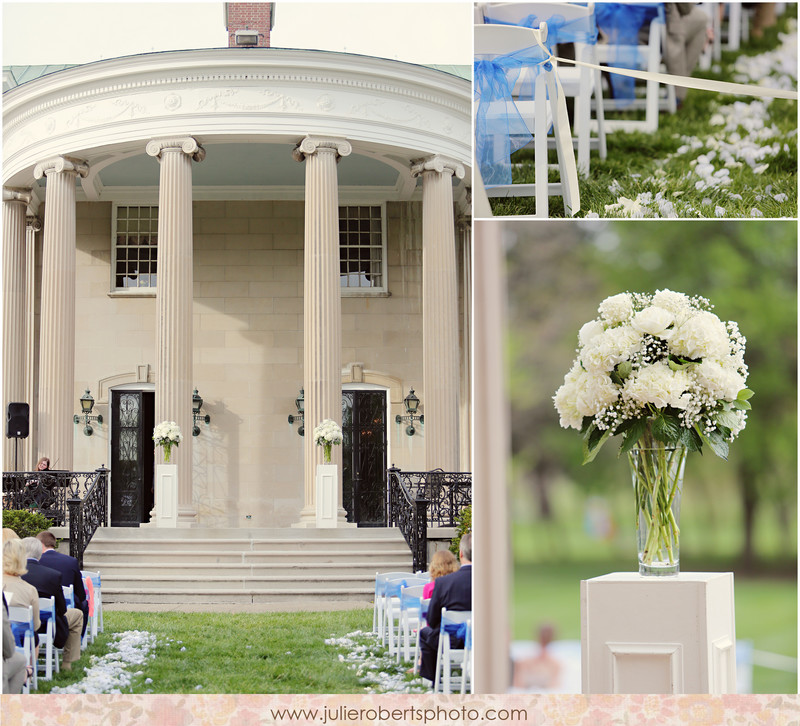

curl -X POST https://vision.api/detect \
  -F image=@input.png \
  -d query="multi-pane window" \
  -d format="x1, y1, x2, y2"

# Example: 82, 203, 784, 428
339, 205, 385, 291
114, 205, 158, 289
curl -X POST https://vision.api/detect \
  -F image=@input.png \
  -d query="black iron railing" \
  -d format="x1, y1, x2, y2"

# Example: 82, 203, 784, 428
67, 468, 109, 568
2, 467, 109, 567
387, 467, 472, 572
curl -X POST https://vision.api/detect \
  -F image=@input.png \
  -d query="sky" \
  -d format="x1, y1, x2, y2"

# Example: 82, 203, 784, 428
1, 1, 472, 66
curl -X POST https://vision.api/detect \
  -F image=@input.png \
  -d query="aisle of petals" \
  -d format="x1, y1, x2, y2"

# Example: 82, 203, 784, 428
584, 23, 797, 219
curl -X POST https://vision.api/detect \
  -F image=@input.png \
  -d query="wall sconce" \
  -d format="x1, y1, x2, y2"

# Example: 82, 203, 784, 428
396, 388, 424, 436
288, 388, 305, 436
74, 389, 102, 436
192, 389, 211, 436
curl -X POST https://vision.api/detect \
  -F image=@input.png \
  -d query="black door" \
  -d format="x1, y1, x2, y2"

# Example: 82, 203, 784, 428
342, 390, 387, 526
110, 390, 155, 526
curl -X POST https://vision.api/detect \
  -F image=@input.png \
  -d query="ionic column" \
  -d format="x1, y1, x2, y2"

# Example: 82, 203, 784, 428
2, 188, 31, 470
24, 215, 43, 470
293, 136, 351, 526
411, 156, 465, 471
457, 213, 472, 473
146, 137, 204, 526
34, 157, 89, 471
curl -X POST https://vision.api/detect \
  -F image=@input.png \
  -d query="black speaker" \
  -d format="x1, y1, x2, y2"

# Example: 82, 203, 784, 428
6, 402, 29, 439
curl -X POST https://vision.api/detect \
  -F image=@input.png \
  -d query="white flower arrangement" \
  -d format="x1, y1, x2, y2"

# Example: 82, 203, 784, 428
554, 289, 753, 463
313, 419, 343, 464
153, 421, 182, 463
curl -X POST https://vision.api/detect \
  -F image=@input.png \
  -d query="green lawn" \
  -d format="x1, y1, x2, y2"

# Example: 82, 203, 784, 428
34, 609, 381, 694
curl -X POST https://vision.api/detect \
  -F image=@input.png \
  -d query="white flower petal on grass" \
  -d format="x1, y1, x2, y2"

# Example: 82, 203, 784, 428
751, 208, 764, 217
702, 198, 713, 206
753, 164, 769, 174
774, 193, 789, 203
714, 206, 726, 218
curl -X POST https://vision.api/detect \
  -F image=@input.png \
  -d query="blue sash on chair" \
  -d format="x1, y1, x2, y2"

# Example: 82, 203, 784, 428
475, 44, 551, 187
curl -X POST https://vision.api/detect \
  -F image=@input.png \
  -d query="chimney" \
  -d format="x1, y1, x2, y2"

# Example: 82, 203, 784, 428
225, 2, 274, 48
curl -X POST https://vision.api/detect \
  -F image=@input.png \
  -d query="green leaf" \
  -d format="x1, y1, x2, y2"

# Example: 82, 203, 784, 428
697, 425, 729, 461
610, 370, 624, 386
668, 358, 697, 371
579, 416, 594, 435
617, 360, 633, 379
716, 409, 741, 429
737, 388, 755, 401
583, 427, 612, 465
731, 399, 752, 411
618, 418, 649, 456
679, 425, 703, 452
651, 413, 682, 445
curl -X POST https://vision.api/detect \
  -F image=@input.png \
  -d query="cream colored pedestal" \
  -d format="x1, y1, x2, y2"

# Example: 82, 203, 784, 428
148, 464, 178, 528
315, 464, 338, 528
581, 572, 736, 694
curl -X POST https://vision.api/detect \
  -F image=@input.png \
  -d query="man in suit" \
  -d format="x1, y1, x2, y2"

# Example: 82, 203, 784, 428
37, 531, 89, 637
418, 532, 472, 683
19, 537, 83, 670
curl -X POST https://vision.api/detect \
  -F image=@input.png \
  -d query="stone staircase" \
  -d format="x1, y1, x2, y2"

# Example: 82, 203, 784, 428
82, 526, 413, 606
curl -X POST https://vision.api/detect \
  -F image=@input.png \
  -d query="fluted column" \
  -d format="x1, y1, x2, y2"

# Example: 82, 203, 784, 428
24, 215, 42, 470
457, 213, 472, 473
293, 136, 351, 526
34, 157, 89, 471
411, 155, 465, 471
3, 188, 31, 470
147, 137, 204, 526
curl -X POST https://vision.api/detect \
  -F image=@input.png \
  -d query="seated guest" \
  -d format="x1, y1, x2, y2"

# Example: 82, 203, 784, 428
418, 532, 472, 683
19, 537, 83, 670
3, 538, 41, 651
37, 531, 89, 637
423, 549, 459, 600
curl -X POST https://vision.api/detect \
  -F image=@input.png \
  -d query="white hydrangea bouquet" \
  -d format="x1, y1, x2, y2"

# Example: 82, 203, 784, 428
313, 419, 343, 464
553, 289, 753, 574
153, 421, 183, 464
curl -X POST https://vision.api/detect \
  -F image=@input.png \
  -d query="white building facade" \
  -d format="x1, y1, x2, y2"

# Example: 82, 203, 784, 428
2, 48, 472, 529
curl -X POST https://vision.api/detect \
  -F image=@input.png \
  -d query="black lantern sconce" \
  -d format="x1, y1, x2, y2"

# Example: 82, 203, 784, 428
74, 389, 103, 436
396, 388, 424, 436
288, 388, 305, 436
192, 389, 211, 436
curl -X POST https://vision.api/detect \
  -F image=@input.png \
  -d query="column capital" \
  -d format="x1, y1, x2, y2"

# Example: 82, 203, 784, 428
3, 187, 32, 205
26, 215, 43, 232
292, 135, 352, 163
33, 156, 89, 180
410, 155, 465, 180
146, 137, 206, 162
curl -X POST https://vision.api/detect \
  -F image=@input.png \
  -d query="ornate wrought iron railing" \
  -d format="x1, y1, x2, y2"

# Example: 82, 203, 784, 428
2, 467, 109, 568
387, 467, 472, 572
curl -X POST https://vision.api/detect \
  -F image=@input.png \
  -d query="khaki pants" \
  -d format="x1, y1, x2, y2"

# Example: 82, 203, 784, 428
62, 608, 84, 664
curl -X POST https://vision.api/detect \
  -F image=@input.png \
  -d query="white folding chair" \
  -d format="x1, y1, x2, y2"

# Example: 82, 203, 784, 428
62, 584, 75, 608
81, 569, 103, 639
475, 22, 580, 217
482, 2, 608, 176
433, 608, 473, 694
412, 597, 431, 675
594, 3, 677, 133
396, 583, 427, 663
8, 605, 37, 693
372, 571, 416, 638
461, 619, 474, 694
37, 596, 59, 680
384, 576, 428, 655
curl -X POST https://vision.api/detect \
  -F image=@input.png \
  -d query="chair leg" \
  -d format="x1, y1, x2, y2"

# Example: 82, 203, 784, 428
547, 72, 580, 217
593, 67, 608, 160
534, 75, 549, 218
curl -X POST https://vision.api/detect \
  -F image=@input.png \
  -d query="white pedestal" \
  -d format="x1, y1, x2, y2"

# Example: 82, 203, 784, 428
315, 464, 338, 528
150, 464, 178, 528
581, 572, 736, 694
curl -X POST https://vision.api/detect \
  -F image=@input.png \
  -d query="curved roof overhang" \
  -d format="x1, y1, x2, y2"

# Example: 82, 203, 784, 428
3, 48, 471, 212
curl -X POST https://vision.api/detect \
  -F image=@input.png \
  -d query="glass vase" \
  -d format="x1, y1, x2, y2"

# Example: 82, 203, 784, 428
628, 445, 687, 576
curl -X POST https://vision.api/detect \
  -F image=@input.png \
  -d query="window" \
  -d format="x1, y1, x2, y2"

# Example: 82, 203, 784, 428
339, 205, 386, 292
113, 205, 158, 289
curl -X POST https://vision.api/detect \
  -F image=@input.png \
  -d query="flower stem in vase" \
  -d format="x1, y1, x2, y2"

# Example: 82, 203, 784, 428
629, 443, 686, 576
323, 443, 332, 464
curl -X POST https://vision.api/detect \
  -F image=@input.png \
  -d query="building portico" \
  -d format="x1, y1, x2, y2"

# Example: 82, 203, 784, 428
2, 48, 471, 529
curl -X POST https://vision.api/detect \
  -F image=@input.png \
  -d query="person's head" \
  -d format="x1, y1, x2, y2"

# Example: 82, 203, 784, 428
37, 531, 57, 551
3, 539, 28, 576
429, 549, 459, 580
36, 457, 50, 471
538, 623, 556, 649
458, 532, 472, 564
21, 536, 43, 561
2, 528, 19, 544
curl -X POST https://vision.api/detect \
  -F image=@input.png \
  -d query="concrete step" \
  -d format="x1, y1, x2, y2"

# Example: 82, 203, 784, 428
82, 525, 416, 606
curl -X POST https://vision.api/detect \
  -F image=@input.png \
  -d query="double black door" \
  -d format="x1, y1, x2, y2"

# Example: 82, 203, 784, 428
110, 390, 155, 526
342, 390, 387, 526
